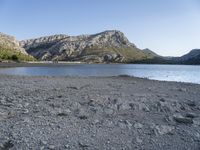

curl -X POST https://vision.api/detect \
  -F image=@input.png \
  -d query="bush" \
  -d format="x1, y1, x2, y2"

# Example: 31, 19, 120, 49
11, 54, 18, 61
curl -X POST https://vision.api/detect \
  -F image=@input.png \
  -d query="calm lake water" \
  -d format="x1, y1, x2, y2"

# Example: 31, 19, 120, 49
0, 64, 199, 84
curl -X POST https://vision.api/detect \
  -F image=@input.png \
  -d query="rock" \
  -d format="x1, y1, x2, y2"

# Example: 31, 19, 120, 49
78, 141, 89, 148
117, 120, 132, 129
155, 125, 175, 135
186, 100, 196, 107
138, 103, 150, 112
64, 144, 70, 149
193, 119, 200, 126
125, 120, 133, 128
186, 113, 198, 118
0, 140, 14, 150
41, 140, 48, 145
75, 108, 89, 120
136, 137, 143, 144
178, 88, 187, 92
159, 98, 166, 102
40, 146, 45, 150
119, 103, 132, 110
134, 123, 143, 129
78, 115, 88, 120
143, 106, 150, 112
118, 121, 127, 129
48, 145, 55, 149
0, 111, 8, 121
173, 114, 193, 124
104, 108, 114, 116
93, 119, 100, 125
57, 109, 71, 117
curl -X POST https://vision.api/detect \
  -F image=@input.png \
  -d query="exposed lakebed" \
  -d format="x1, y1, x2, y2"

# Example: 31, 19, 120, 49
0, 75, 199, 149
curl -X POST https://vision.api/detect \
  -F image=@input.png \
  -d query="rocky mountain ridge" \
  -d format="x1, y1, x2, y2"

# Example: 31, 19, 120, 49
0, 32, 27, 55
0, 32, 34, 61
0, 31, 200, 64
20, 30, 152, 63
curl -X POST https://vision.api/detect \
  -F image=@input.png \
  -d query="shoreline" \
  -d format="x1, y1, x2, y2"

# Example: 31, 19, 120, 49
0, 62, 86, 68
0, 75, 199, 149
0, 62, 199, 68
0, 73, 199, 86
0, 62, 199, 85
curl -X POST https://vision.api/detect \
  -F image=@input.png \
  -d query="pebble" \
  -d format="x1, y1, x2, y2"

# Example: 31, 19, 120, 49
173, 114, 193, 124
134, 123, 143, 129
104, 108, 114, 116
41, 140, 47, 145
48, 145, 55, 149
139, 104, 150, 112
155, 125, 175, 135
93, 119, 100, 125
178, 88, 187, 92
186, 100, 196, 107
0, 112, 7, 120
136, 137, 143, 144
186, 113, 198, 118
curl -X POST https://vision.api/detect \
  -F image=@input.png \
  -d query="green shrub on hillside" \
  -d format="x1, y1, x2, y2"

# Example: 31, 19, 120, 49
0, 46, 35, 62
82, 46, 154, 63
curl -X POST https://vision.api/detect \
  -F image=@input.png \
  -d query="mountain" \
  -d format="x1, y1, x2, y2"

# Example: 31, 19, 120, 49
143, 48, 160, 57
1, 31, 199, 64
173, 49, 200, 64
0, 32, 34, 61
20, 30, 154, 63
137, 49, 200, 65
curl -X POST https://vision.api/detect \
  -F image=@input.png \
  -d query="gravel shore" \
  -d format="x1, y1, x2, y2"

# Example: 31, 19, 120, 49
0, 75, 200, 150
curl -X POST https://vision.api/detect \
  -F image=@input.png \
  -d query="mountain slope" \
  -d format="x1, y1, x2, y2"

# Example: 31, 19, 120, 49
20, 30, 154, 63
174, 49, 200, 64
143, 48, 160, 57
0, 32, 35, 61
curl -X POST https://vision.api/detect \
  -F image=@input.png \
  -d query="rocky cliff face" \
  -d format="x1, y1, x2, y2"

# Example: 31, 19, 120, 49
0, 32, 28, 55
0, 32, 35, 61
20, 30, 153, 63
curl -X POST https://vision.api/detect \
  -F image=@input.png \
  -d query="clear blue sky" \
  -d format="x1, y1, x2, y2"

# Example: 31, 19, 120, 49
0, 0, 200, 56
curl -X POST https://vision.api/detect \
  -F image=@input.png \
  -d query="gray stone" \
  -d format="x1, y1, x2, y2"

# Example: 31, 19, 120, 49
155, 125, 175, 135
48, 145, 55, 149
186, 113, 198, 118
134, 123, 143, 129
136, 137, 143, 144
173, 114, 193, 124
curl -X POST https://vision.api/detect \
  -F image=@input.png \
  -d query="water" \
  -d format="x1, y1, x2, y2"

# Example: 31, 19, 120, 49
0, 64, 199, 84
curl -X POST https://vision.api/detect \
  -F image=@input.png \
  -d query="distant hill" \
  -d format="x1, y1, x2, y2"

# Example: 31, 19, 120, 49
143, 48, 160, 57
137, 49, 200, 65
0, 32, 34, 61
20, 30, 154, 63
1, 31, 200, 64
173, 49, 200, 64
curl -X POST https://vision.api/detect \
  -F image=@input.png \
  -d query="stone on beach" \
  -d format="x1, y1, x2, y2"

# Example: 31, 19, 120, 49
173, 114, 193, 124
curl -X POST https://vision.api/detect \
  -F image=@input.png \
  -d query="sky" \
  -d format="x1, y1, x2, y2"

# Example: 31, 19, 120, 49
0, 0, 200, 56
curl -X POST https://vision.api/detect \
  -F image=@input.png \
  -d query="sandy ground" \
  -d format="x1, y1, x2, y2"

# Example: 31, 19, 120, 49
0, 75, 200, 150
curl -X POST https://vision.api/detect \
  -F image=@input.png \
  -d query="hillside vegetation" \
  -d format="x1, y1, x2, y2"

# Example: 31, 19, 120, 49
0, 45, 35, 61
